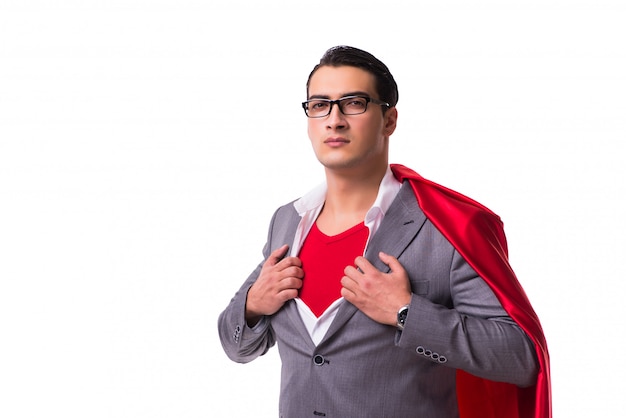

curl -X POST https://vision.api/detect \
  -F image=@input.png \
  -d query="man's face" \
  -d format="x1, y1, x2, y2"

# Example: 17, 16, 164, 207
306, 65, 397, 173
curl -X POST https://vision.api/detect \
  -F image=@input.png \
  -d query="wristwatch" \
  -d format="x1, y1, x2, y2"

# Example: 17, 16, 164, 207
396, 304, 410, 330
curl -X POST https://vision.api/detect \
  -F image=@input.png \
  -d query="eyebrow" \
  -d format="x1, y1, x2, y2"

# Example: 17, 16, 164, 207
307, 91, 372, 100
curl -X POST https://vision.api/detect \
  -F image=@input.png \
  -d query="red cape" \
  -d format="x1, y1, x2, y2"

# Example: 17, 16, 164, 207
391, 164, 551, 418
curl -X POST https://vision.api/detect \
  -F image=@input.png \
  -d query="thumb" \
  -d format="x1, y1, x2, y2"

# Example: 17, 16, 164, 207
378, 251, 402, 272
268, 244, 290, 265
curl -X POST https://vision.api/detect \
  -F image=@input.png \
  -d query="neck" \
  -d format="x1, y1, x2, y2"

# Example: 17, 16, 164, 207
316, 162, 387, 234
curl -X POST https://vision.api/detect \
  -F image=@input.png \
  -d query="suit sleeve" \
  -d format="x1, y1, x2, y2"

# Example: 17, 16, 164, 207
217, 213, 278, 363
395, 248, 539, 388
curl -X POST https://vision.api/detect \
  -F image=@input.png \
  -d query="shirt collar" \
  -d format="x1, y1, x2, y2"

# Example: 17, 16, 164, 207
293, 165, 402, 223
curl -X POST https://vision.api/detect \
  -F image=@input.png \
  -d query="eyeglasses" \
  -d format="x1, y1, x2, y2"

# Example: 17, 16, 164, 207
301, 95, 390, 118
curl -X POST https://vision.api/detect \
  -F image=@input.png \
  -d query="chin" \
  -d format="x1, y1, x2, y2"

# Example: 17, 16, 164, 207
316, 156, 356, 170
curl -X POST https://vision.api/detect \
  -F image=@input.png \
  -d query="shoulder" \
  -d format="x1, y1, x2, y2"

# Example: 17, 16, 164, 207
270, 199, 300, 224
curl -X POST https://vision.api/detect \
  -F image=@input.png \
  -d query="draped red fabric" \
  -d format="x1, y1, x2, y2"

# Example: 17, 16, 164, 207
390, 164, 551, 418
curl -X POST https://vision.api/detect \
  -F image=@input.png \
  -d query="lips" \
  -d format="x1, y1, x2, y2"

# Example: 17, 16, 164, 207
324, 137, 350, 145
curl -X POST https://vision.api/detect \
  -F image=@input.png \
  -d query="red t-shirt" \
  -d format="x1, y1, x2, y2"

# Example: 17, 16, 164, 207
298, 222, 369, 317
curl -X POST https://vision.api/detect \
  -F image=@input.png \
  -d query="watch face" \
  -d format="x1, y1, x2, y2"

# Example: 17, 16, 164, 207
397, 306, 409, 329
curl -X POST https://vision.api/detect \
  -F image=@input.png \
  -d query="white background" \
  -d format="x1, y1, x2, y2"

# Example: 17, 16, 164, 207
1, 1, 624, 417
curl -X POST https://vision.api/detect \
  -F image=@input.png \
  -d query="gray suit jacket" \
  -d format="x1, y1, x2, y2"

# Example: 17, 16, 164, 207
218, 182, 538, 418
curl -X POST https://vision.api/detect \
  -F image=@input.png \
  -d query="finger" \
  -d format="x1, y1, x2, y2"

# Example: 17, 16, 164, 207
343, 264, 360, 279
281, 265, 304, 280
282, 275, 304, 290
267, 244, 290, 265
340, 284, 356, 300
340, 275, 358, 295
278, 255, 302, 269
341, 273, 355, 287
276, 275, 302, 294
277, 288, 299, 302
353, 256, 378, 275
378, 251, 402, 272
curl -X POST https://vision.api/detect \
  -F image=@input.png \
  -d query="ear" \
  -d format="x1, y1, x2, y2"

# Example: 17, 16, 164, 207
383, 107, 398, 137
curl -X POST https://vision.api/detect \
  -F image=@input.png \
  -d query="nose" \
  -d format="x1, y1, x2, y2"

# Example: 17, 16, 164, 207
326, 102, 347, 130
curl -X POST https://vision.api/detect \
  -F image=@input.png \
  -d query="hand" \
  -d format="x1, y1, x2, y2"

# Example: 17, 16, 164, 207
341, 252, 412, 326
245, 245, 304, 325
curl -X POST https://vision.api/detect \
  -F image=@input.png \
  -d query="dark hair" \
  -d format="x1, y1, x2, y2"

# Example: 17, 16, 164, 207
306, 45, 399, 108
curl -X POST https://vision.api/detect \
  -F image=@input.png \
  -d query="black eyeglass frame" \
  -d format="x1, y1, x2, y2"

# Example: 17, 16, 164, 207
301, 95, 390, 118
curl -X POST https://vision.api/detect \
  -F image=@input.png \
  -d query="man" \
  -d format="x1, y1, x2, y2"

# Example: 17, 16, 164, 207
218, 46, 551, 418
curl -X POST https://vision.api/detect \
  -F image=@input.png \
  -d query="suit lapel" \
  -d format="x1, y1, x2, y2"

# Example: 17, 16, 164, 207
271, 204, 301, 252
272, 204, 331, 349
319, 182, 428, 346
365, 182, 428, 271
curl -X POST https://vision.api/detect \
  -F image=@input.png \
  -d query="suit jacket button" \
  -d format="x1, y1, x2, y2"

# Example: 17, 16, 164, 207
233, 325, 241, 342
313, 355, 325, 366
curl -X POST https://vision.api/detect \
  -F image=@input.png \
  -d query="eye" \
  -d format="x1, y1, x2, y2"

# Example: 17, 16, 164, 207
343, 97, 367, 110
310, 100, 330, 111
